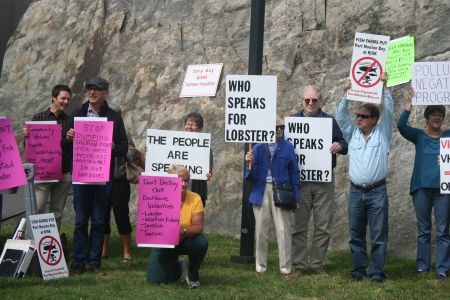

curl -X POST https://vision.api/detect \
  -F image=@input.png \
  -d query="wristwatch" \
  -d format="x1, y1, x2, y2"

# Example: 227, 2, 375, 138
183, 228, 187, 235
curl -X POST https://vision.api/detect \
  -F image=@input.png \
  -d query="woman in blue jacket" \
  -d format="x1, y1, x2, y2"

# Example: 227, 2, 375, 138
397, 87, 450, 280
245, 116, 300, 279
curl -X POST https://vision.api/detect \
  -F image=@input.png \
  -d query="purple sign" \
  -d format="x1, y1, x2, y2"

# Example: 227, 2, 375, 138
72, 118, 113, 183
0, 117, 27, 190
136, 175, 181, 247
25, 122, 62, 181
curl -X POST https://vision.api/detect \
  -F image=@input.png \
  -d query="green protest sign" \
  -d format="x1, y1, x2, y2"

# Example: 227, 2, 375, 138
386, 36, 415, 87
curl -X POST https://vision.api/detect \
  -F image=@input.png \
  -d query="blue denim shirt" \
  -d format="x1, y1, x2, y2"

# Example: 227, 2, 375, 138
245, 139, 301, 206
336, 91, 394, 185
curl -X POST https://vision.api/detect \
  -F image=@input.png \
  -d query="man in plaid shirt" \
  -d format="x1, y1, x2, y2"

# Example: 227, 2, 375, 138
22, 85, 72, 236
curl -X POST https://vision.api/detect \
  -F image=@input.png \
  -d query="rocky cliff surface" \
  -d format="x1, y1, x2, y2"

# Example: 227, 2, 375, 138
1, 0, 449, 258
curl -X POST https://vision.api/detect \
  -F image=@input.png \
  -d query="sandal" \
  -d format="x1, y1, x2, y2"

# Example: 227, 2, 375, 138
121, 257, 133, 263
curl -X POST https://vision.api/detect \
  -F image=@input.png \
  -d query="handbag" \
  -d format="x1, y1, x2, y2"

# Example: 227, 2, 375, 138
272, 182, 296, 210
125, 146, 145, 184
266, 145, 296, 210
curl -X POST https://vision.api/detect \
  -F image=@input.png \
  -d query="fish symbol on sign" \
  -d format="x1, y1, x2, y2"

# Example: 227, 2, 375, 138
357, 66, 378, 84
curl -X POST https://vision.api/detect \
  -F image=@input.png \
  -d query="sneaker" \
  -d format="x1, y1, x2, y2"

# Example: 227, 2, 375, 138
186, 276, 201, 288
350, 273, 364, 282
178, 258, 187, 283
414, 269, 428, 276
437, 273, 448, 280
283, 272, 297, 280
313, 267, 328, 276
370, 276, 385, 283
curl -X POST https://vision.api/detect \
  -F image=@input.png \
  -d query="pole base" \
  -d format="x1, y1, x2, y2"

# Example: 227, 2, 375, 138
230, 255, 255, 265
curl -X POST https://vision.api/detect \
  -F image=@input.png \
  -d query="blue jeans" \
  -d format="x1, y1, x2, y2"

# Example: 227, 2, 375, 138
348, 184, 388, 279
72, 183, 109, 268
413, 189, 450, 275
147, 234, 209, 283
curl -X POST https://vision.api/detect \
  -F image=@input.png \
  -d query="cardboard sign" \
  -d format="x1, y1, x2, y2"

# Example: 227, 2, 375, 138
72, 117, 113, 184
440, 138, 450, 193
136, 175, 181, 248
0, 117, 27, 190
285, 117, 332, 182
24, 122, 62, 182
412, 61, 450, 105
29, 213, 69, 280
145, 129, 211, 180
225, 75, 277, 143
180, 63, 223, 97
386, 36, 415, 87
348, 32, 390, 103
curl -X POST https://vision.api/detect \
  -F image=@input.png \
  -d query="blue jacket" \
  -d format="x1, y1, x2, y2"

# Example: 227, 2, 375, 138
245, 139, 301, 206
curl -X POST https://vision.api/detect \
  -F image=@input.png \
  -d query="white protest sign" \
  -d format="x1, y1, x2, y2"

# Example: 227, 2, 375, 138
440, 138, 450, 193
180, 63, 223, 97
348, 32, 390, 104
285, 117, 332, 182
225, 75, 276, 143
29, 213, 68, 280
412, 62, 450, 105
145, 129, 211, 180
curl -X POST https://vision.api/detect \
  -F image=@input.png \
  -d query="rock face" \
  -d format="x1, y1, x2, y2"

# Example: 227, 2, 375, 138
1, 0, 449, 258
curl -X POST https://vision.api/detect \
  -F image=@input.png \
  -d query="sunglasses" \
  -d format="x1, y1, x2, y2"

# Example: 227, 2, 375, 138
356, 113, 373, 119
276, 125, 285, 130
304, 98, 318, 105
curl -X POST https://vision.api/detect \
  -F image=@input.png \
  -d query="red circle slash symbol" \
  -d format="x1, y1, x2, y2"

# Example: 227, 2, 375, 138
352, 57, 383, 88
38, 235, 62, 266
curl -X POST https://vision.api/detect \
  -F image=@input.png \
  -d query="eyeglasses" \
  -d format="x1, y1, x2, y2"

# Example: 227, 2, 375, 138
304, 98, 318, 105
356, 113, 372, 119
276, 125, 285, 131
185, 122, 199, 128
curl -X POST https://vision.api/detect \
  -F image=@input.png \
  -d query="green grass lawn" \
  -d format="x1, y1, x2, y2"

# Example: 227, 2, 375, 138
0, 224, 449, 299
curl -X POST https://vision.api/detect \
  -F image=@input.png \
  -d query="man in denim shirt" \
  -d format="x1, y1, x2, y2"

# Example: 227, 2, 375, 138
336, 73, 394, 283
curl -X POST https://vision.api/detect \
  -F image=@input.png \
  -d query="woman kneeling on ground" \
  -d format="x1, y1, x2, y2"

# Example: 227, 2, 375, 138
147, 165, 208, 288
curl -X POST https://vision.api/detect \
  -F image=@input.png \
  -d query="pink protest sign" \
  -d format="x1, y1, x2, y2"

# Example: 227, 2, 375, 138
72, 118, 113, 183
0, 117, 27, 190
136, 175, 182, 247
25, 122, 62, 182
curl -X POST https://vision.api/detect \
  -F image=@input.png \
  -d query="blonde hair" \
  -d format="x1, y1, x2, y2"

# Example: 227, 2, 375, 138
303, 85, 322, 100
167, 165, 189, 178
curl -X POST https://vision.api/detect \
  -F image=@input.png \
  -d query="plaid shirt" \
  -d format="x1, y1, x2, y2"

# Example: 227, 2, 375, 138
32, 108, 71, 173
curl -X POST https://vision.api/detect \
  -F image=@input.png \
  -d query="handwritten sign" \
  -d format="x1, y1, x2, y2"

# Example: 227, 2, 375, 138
136, 175, 181, 248
225, 75, 277, 143
0, 117, 27, 190
440, 138, 450, 193
24, 122, 62, 182
386, 36, 415, 87
285, 117, 332, 182
348, 32, 390, 103
29, 213, 69, 280
145, 129, 211, 180
72, 117, 113, 184
412, 61, 450, 105
180, 63, 223, 97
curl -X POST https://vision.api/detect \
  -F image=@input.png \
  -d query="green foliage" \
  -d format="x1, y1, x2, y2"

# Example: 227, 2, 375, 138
0, 225, 449, 299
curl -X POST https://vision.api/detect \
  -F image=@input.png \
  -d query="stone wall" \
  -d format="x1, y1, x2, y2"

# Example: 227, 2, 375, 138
1, 0, 449, 258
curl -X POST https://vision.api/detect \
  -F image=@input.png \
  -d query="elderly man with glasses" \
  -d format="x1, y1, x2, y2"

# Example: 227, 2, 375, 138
291, 85, 348, 276
65, 76, 128, 276
336, 73, 394, 283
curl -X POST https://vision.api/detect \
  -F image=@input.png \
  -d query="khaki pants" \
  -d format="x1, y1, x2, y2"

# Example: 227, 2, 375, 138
35, 172, 72, 231
253, 183, 293, 274
292, 178, 334, 270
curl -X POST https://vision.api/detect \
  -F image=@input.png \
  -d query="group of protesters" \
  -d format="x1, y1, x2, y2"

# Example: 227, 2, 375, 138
245, 72, 449, 284
20, 71, 449, 288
